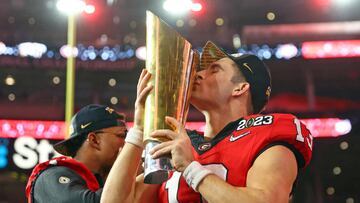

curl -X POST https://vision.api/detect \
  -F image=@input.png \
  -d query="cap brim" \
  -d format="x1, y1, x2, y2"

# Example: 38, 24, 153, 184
53, 135, 82, 156
200, 41, 228, 70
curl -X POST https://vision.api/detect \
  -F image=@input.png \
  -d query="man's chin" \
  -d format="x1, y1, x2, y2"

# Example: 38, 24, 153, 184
189, 94, 198, 104
190, 96, 202, 108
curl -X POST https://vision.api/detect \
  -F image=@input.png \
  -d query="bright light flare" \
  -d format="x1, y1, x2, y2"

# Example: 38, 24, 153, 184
5, 75, 15, 86
302, 40, 360, 59
84, 4, 95, 14
0, 42, 6, 54
18, 42, 47, 58
136, 46, 146, 60
163, 0, 192, 15
334, 119, 352, 135
108, 78, 116, 87
276, 44, 298, 59
301, 118, 352, 138
232, 34, 241, 49
266, 12, 276, 21
191, 3, 202, 12
0, 120, 65, 140
52, 76, 61, 85
56, 0, 86, 15
110, 97, 118, 105
60, 45, 79, 58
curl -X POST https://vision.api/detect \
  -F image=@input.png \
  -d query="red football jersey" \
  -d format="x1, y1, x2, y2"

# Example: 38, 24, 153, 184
158, 113, 313, 203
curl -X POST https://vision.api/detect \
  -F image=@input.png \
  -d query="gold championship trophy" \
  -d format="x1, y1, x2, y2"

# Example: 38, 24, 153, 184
143, 11, 198, 184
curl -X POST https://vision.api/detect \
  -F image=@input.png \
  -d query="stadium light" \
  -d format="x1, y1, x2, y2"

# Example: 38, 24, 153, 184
0, 42, 6, 54
135, 46, 146, 60
5, 75, 15, 86
191, 3, 202, 12
18, 42, 47, 58
56, 0, 86, 15
302, 40, 360, 59
334, 119, 352, 135
60, 45, 79, 58
276, 44, 298, 59
163, 0, 192, 15
84, 4, 95, 14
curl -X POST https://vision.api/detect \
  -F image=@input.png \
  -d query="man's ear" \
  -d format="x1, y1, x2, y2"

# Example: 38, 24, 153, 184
232, 82, 250, 97
87, 133, 101, 150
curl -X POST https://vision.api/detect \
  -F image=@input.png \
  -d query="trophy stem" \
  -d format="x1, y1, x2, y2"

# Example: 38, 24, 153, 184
143, 141, 173, 184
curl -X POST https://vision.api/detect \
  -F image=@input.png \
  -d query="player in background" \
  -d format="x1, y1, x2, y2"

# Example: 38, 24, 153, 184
26, 104, 128, 203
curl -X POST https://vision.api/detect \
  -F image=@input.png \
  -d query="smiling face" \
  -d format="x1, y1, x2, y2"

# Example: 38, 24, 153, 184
190, 57, 243, 110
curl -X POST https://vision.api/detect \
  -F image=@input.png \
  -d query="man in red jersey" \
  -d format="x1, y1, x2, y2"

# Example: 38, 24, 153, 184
101, 41, 313, 203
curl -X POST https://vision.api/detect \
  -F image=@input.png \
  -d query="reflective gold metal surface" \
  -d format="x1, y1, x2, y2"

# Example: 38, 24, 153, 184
144, 11, 198, 143
143, 11, 198, 184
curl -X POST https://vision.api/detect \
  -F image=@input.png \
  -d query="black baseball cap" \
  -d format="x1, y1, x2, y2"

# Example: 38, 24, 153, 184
200, 41, 272, 113
54, 104, 126, 156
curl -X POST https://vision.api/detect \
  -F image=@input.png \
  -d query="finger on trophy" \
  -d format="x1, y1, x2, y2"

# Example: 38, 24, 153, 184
137, 72, 151, 94
137, 85, 153, 104
150, 129, 176, 140
137, 69, 147, 88
149, 141, 173, 158
165, 117, 178, 132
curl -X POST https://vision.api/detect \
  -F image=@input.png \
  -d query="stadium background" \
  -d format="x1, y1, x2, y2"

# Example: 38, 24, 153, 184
0, 0, 359, 202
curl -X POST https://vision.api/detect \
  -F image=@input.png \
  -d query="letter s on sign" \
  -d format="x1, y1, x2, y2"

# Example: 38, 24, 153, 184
13, 137, 38, 169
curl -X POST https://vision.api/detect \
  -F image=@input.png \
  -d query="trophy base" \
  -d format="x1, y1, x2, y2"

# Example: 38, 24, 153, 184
143, 141, 173, 184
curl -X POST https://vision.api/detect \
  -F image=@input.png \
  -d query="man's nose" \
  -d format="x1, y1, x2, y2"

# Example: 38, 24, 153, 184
195, 72, 204, 80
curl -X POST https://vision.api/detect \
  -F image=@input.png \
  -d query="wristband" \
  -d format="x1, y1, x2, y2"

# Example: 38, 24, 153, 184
182, 161, 213, 192
125, 128, 143, 148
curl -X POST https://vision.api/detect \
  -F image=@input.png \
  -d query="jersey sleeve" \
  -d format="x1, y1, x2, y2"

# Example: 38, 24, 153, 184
265, 114, 313, 168
33, 166, 102, 203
